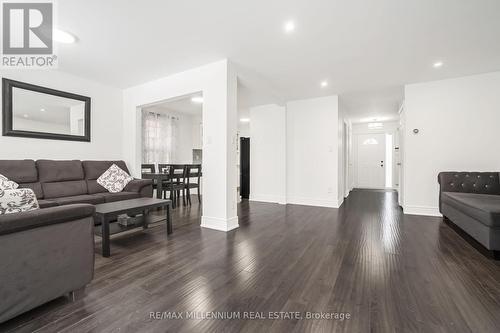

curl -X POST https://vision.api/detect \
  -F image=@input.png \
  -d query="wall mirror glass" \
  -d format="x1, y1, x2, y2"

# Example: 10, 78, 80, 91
2, 78, 91, 141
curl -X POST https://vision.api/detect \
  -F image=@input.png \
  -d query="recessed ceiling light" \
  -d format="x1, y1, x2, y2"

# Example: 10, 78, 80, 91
54, 29, 77, 44
40, 108, 46, 112
433, 61, 443, 68
283, 20, 295, 33
191, 96, 203, 104
240, 118, 250, 123
321, 80, 328, 88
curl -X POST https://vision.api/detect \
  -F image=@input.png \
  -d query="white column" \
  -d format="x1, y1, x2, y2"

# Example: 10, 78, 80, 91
200, 62, 239, 231
122, 59, 239, 232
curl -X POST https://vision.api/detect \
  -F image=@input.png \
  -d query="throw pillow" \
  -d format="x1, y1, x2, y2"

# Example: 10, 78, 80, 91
97, 164, 134, 193
0, 188, 39, 215
0, 174, 19, 190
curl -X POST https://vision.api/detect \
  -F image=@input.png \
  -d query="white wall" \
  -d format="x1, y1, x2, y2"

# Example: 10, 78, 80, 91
123, 59, 239, 231
286, 95, 340, 208
404, 71, 500, 216
249, 104, 286, 204
238, 122, 250, 138
191, 115, 203, 149
0, 70, 123, 160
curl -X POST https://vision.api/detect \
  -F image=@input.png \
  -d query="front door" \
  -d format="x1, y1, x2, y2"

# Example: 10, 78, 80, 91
356, 133, 385, 188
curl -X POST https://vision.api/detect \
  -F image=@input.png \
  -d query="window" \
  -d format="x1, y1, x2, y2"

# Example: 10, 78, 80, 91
142, 111, 178, 163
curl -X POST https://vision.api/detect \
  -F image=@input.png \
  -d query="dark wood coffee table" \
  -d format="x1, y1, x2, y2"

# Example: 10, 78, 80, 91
94, 198, 172, 257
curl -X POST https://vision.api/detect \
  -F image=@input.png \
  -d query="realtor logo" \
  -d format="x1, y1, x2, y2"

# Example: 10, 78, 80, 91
1, 0, 57, 68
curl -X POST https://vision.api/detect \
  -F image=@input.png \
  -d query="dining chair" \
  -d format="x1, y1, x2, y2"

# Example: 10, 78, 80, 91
141, 164, 155, 173
157, 164, 170, 174
158, 164, 186, 208
141, 164, 157, 191
168, 164, 188, 207
157, 163, 175, 206
184, 164, 202, 205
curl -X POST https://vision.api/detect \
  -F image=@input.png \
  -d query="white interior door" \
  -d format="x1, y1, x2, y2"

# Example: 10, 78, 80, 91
356, 133, 386, 188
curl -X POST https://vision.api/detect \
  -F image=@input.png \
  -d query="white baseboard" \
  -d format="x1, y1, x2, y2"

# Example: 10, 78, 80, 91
404, 205, 442, 217
338, 197, 344, 207
249, 194, 286, 205
286, 196, 339, 208
201, 216, 239, 232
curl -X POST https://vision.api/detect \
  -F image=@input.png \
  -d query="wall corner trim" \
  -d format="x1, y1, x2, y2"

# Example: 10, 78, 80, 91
201, 216, 239, 232
403, 205, 442, 217
249, 194, 287, 205
286, 196, 339, 208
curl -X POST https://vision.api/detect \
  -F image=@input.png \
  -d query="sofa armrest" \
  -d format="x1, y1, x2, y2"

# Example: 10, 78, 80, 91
124, 178, 153, 197
0, 204, 95, 236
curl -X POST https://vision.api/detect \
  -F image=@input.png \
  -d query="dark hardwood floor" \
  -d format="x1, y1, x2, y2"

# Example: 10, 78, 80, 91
2, 189, 500, 332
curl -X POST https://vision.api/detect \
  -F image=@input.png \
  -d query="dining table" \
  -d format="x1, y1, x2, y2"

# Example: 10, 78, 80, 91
141, 171, 185, 199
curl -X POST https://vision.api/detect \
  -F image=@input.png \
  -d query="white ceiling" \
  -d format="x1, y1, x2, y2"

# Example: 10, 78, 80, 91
57, 0, 500, 122
143, 93, 202, 116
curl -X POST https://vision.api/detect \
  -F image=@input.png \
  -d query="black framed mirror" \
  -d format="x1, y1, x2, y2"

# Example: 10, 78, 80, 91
2, 78, 91, 142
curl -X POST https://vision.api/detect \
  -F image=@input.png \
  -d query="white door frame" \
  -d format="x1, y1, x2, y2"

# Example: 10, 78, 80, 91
343, 120, 350, 198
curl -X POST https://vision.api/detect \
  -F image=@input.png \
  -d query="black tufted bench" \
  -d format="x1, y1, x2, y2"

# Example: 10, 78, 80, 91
438, 172, 500, 257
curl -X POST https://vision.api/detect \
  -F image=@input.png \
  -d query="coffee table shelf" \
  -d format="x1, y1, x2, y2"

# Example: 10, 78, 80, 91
94, 198, 172, 257
94, 215, 145, 236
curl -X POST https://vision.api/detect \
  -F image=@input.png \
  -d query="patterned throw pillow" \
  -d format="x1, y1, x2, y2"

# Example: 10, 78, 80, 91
97, 164, 134, 193
0, 188, 39, 215
0, 174, 18, 190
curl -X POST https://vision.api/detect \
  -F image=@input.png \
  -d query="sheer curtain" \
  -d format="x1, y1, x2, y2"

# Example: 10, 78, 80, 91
142, 112, 178, 164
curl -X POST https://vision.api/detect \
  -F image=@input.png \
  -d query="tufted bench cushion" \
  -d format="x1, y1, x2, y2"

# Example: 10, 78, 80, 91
438, 172, 500, 210
438, 171, 500, 252
441, 192, 500, 228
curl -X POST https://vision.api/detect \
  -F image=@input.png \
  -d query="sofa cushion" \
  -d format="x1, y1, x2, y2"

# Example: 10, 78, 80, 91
96, 191, 140, 203
0, 188, 39, 215
37, 199, 59, 208
442, 192, 500, 228
50, 194, 105, 206
0, 160, 38, 183
42, 180, 88, 199
82, 160, 130, 180
36, 160, 84, 183
0, 174, 18, 190
18, 182, 44, 199
97, 164, 133, 193
86, 180, 107, 194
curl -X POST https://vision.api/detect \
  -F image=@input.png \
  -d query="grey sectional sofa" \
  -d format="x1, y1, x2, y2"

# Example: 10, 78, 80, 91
0, 159, 152, 208
0, 204, 95, 323
0, 159, 153, 323
438, 172, 500, 257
